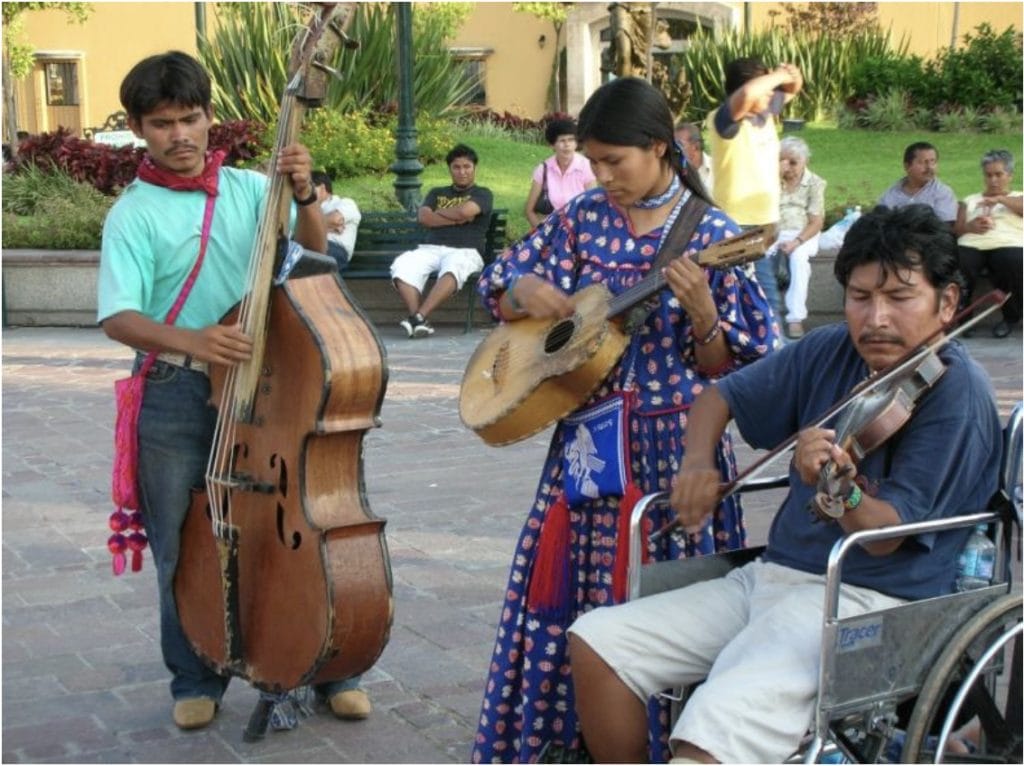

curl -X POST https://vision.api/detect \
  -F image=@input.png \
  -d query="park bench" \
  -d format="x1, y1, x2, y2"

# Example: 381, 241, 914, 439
343, 208, 508, 333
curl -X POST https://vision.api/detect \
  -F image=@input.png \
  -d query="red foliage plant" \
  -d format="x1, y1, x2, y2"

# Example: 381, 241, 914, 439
12, 120, 268, 195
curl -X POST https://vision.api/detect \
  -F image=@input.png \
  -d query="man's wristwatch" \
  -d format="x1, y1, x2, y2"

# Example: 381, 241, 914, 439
294, 186, 318, 207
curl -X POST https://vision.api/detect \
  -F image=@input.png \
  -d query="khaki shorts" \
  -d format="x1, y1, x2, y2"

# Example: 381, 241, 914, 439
568, 560, 904, 763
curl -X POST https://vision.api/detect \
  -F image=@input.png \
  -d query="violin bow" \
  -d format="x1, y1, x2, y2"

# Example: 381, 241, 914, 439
649, 289, 1009, 543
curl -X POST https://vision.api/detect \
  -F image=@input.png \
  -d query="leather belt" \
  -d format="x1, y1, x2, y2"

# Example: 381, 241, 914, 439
149, 351, 209, 374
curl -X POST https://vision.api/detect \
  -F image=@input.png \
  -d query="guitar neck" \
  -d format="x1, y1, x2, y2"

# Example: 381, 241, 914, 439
605, 270, 670, 319
602, 227, 766, 320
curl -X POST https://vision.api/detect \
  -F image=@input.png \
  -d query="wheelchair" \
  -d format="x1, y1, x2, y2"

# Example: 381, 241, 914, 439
626, 402, 1023, 764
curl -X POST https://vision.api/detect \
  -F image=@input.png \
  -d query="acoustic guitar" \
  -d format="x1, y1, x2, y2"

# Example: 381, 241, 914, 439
459, 227, 767, 447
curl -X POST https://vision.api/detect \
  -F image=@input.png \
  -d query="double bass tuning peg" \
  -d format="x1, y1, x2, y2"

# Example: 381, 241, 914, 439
312, 60, 342, 80
329, 19, 360, 50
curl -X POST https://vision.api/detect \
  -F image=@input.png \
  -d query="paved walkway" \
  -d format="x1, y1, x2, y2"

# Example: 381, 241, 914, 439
2, 322, 1021, 763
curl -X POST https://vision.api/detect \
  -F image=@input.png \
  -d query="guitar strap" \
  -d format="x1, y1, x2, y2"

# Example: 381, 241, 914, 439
622, 193, 710, 334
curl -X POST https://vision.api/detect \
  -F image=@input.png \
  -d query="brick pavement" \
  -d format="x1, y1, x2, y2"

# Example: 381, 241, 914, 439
2, 323, 1021, 763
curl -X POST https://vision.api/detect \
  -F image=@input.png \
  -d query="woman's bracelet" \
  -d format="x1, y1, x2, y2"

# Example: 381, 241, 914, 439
794, 235, 804, 244
694, 319, 721, 346
505, 272, 525, 313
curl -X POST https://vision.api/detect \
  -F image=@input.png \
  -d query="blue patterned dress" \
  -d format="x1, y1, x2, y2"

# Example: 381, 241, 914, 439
471, 189, 778, 763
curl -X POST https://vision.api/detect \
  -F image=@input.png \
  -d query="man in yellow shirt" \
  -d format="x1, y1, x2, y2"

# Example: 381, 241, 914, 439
706, 57, 802, 334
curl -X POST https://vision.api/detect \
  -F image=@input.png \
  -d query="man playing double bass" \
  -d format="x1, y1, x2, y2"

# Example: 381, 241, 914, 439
568, 204, 1002, 763
98, 51, 368, 730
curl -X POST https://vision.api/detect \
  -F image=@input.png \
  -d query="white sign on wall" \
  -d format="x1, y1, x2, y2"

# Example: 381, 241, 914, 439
91, 131, 146, 148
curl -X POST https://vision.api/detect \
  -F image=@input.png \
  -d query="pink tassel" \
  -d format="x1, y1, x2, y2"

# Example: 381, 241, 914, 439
127, 532, 147, 573
108, 533, 127, 576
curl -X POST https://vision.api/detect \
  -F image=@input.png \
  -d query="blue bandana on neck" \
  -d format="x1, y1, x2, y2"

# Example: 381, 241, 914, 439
633, 170, 681, 209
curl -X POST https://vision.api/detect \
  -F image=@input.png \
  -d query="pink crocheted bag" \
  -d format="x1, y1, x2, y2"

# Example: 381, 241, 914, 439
107, 190, 217, 575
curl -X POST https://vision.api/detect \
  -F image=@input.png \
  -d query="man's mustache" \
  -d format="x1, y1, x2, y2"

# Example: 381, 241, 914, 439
859, 332, 904, 346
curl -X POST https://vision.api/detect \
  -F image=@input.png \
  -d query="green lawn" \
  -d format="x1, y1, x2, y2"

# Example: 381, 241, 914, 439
336, 123, 1022, 244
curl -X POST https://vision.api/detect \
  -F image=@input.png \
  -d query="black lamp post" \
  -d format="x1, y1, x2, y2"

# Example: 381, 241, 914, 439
391, 1, 422, 213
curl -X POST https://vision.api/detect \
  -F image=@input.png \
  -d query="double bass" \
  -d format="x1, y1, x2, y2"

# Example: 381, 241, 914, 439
174, 3, 393, 694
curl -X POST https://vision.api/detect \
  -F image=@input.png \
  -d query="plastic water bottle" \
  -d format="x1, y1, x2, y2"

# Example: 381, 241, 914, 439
833, 208, 858, 236
956, 524, 996, 591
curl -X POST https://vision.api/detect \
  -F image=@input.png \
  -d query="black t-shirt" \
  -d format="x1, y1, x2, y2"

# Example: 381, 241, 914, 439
423, 184, 493, 251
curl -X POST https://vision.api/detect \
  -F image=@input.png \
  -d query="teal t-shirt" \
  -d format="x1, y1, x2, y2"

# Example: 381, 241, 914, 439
98, 166, 269, 329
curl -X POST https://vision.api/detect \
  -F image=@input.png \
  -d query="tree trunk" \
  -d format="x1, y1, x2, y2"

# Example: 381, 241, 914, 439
552, 21, 563, 114
2, 45, 20, 158
645, 3, 656, 84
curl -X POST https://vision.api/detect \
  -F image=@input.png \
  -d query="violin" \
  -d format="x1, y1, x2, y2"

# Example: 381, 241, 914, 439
811, 349, 946, 518
651, 290, 1010, 541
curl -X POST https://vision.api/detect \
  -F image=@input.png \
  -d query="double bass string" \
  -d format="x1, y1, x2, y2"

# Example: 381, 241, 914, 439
206, 87, 299, 531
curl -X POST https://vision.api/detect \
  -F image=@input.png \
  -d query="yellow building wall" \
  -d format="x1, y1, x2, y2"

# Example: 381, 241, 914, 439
11, 1, 1023, 130
748, 2, 1022, 57
451, 4, 553, 117
17, 2, 195, 133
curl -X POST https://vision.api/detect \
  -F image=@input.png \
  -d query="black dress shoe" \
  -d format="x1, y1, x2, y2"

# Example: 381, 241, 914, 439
992, 321, 1012, 338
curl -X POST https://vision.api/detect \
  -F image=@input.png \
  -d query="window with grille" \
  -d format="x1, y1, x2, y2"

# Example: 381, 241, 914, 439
45, 61, 79, 106
449, 48, 491, 107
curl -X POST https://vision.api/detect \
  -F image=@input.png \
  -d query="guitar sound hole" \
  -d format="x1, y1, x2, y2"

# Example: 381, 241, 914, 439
544, 319, 576, 354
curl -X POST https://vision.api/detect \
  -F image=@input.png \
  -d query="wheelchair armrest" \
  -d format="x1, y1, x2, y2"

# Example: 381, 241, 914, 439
627, 482, 786, 600
821, 510, 1002, 623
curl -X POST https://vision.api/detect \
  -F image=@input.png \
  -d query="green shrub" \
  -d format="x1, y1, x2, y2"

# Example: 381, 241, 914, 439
200, 3, 477, 125
934, 106, 982, 134
2, 168, 113, 249
860, 91, 915, 131
849, 54, 928, 101
299, 109, 452, 178
676, 25, 906, 123
927, 23, 1023, 112
980, 107, 1023, 134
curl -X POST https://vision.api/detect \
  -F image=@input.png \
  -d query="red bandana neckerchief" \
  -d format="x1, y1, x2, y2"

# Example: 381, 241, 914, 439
136, 149, 226, 196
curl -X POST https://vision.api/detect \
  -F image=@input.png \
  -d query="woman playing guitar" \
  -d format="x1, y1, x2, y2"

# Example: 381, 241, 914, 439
470, 77, 779, 763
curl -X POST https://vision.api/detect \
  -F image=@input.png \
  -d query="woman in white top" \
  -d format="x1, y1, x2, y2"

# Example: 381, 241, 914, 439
955, 149, 1023, 338
524, 117, 597, 229
771, 135, 826, 339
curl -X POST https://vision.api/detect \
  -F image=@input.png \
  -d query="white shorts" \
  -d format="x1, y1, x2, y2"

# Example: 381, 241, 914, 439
568, 560, 904, 763
389, 244, 483, 293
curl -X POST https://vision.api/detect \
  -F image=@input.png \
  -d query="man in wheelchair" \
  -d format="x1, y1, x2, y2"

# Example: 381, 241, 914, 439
567, 204, 1003, 763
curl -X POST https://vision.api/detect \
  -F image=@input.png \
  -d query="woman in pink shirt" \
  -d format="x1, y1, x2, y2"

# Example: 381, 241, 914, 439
525, 118, 598, 229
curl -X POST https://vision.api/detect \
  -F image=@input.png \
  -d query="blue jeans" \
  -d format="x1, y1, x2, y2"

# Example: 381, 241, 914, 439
753, 253, 784, 339
327, 241, 350, 272
136, 359, 230, 702
136, 358, 364, 701
316, 677, 362, 697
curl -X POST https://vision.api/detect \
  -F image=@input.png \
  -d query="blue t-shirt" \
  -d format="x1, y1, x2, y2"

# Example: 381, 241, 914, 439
98, 166, 268, 329
717, 323, 1001, 599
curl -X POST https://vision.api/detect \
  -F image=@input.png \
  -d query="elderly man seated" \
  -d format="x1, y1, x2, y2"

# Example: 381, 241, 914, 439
567, 204, 1001, 764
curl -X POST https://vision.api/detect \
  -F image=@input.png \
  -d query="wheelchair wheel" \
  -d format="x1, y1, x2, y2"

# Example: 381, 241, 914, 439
902, 593, 1022, 763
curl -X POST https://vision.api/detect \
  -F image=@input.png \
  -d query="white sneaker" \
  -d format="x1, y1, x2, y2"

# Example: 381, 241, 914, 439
412, 315, 434, 338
